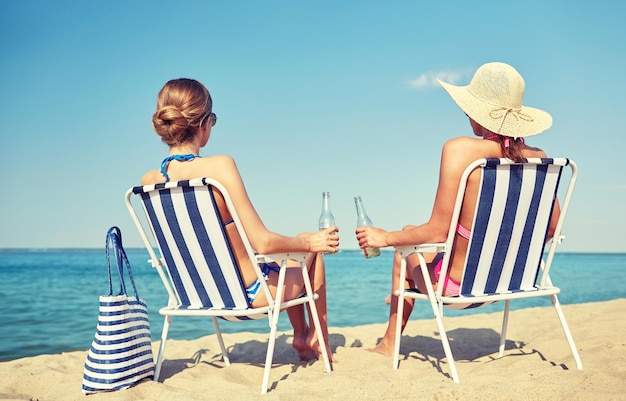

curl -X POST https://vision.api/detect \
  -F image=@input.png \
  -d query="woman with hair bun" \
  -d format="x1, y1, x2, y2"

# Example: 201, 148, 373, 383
141, 78, 339, 362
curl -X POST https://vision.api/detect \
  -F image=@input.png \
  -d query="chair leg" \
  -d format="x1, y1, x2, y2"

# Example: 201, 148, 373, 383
212, 317, 230, 366
154, 315, 172, 382
260, 263, 289, 394
498, 300, 511, 358
308, 299, 332, 373
392, 257, 408, 370
302, 268, 332, 373
392, 291, 404, 370
430, 301, 460, 383
261, 304, 281, 394
551, 294, 583, 370
416, 253, 459, 383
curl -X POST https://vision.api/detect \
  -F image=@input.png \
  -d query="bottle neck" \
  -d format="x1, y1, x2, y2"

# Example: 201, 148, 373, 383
354, 197, 372, 225
321, 192, 332, 212
355, 202, 366, 217
319, 192, 335, 229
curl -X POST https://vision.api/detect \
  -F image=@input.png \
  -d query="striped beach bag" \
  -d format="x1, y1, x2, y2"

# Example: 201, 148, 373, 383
82, 226, 154, 393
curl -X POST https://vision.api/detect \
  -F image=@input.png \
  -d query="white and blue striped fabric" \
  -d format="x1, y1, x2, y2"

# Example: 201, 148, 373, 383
127, 178, 333, 394
82, 227, 154, 393
459, 158, 567, 297
393, 158, 582, 382
81, 296, 154, 393
133, 178, 256, 318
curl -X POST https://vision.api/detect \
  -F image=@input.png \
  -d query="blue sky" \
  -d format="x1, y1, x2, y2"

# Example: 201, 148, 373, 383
1, 1, 624, 252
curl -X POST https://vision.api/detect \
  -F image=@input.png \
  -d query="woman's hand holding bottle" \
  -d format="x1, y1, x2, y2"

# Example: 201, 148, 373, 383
355, 225, 388, 250
354, 196, 381, 258
318, 191, 337, 254
298, 227, 340, 253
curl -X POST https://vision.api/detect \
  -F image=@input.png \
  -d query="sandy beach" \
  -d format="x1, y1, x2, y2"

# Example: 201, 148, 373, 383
2, 299, 625, 401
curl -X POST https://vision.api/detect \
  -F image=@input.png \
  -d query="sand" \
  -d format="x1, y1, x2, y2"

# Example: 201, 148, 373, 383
1, 299, 625, 401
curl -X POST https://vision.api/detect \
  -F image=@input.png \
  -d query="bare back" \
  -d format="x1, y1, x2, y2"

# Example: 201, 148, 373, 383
141, 155, 265, 288
439, 137, 551, 283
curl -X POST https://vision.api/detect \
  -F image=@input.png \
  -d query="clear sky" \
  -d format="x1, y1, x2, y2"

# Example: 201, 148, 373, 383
1, 1, 625, 252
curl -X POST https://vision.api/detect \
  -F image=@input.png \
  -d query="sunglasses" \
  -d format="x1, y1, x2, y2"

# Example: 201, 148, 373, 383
202, 112, 217, 127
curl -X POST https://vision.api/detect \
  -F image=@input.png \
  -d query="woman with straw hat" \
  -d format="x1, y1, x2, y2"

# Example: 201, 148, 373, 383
355, 62, 561, 357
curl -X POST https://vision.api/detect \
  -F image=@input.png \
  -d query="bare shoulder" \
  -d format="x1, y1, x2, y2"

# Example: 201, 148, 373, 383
140, 169, 162, 186
441, 136, 484, 168
208, 154, 236, 166
199, 154, 238, 171
196, 154, 244, 186
523, 145, 548, 158
443, 136, 477, 150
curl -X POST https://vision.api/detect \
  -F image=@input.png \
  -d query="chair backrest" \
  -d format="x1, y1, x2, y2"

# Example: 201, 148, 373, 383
451, 158, 575, 297
130, 178, 253, 310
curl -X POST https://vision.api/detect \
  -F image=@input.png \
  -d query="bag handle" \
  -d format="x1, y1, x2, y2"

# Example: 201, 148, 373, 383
105, 226, 140, 298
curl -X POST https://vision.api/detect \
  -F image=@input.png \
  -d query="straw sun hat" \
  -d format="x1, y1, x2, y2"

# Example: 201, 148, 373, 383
438, 62, 552, 138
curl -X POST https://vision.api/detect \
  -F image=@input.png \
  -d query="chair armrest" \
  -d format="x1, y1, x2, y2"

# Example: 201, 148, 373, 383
545, 235, 565, 245
256, 252, 309, 264
396, 243, 446, 258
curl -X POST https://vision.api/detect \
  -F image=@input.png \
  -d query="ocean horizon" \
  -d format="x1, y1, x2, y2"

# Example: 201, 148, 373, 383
1, 249, 624, 362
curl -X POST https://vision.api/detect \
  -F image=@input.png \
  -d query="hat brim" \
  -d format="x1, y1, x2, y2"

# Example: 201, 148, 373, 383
438, 79, 552, 138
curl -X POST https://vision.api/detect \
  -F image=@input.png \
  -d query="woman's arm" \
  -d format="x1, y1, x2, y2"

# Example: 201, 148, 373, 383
213, 155, 339, 254
356, 138, 473, 248
547, 198, 561, 241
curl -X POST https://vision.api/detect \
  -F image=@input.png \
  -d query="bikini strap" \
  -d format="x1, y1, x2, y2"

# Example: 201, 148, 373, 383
456, 223, 471, 240
160, 153, 199, 182
483, 133, 500, 141
483, 133, 525, 148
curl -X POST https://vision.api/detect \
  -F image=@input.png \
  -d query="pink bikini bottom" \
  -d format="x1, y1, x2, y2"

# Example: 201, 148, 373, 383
433, 256, 461, 296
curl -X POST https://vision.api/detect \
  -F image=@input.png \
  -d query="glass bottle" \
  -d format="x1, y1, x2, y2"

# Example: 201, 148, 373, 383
318, 192, 335, 231
354, 196, 381, 258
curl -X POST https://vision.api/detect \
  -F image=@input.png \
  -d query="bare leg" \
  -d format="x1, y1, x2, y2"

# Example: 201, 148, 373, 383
304, 252, 337, 363
369, 251, 415, 357
255, 255, 335, 362
369, 250, 441, 357
253, 264, 317, 361
287, 304, 317, 361
383, 226, 421, 306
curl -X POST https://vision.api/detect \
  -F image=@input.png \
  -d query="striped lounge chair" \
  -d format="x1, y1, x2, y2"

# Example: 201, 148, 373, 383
125, 178, 332, 394
393, 158, 583, 383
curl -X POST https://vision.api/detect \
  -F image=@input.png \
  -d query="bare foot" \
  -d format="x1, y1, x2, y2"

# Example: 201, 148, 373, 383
307, 329, 338, 363
366, 341, 394, 358
293, 329, 318, 361
295, 346, 317, 361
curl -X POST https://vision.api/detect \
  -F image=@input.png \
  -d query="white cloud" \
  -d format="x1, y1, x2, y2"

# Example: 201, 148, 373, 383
406, 68, 474, 90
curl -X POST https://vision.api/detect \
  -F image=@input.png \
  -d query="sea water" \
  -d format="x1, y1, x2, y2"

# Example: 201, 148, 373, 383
0, 249, 624, 361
